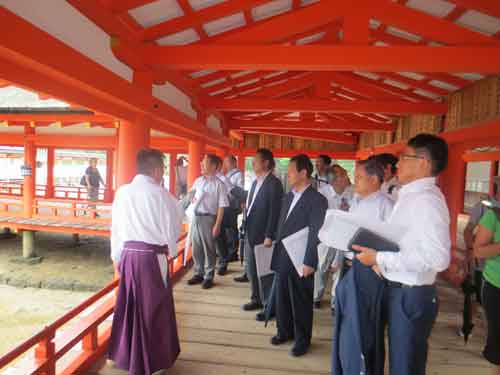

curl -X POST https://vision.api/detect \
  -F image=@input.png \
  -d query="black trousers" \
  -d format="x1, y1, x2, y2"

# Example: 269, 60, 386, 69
275, 270, 314, 347
215, 208, 239, 267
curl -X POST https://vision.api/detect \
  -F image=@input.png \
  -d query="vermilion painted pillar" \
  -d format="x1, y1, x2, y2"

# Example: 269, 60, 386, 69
188, 141, 205, 189
489, 160, 498, 196
116, 120, 150, 187
169, 152, 177, 194
46, 146, 55, 198
23, 125, 36, 218
104, 149, 114, 202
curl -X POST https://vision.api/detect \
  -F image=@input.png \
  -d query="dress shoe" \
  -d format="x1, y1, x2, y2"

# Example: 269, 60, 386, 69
242, 301, 263, 311
202, 279, 214, 289
290, 344, 309, 357
187, 275, 203, 285
217, 265, 227, 276
228, 253, 239, 262
270, 335, 289, 346
314, 301, 321, 309
234, 274, 249, 282
256, 311, 266, 322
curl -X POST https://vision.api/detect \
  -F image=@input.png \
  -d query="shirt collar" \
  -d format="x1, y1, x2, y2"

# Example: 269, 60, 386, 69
132, 174, 156, 185
257, 170, 271, 182
292, 184, 311, 196
358, 190, 381, 202
399, 177, 437, 195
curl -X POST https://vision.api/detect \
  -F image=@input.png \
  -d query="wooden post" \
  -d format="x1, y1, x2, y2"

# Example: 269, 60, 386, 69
35, 334, 55, 375
23, 125, 36, 218
489, 160, 498, 196
116, 120, 150, 187
188, 141, 205, 189
104, 149, 114, 202
169, 152, 177, 194
46, 146, 55, 198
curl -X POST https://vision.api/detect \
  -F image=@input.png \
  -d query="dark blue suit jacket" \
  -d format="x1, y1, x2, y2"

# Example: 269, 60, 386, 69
271, 185, 328, 274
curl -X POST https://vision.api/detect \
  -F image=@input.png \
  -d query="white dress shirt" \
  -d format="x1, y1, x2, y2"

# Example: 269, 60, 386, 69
342, 190, 394, 261
286, 185, 310, 219
247, 171, 271, 214
226, 168, 244, 189
328, 185, 355, 210
110, 174, 183, 263
216, 172, 233, 193
189, 175, 229, 215
381, 176, 400, 201
376, 177, 451, 286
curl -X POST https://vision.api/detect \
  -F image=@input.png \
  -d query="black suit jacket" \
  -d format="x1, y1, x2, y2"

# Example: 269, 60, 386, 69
245, 173, 284, 247
271, 185, 328, 274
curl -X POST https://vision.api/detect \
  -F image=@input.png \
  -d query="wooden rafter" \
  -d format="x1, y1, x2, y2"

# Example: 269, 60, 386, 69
140, 45, 500, 73
448, 0, 500, 20
203, 98, 448, 115
242, 128, 357, 144
230, 118, 395, 132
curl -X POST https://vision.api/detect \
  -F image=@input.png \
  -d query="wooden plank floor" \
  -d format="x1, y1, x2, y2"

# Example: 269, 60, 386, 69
90, 265, 492, 375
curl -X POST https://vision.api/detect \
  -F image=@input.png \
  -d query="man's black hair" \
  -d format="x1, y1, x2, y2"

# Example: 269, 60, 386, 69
318, 154, 332, 166
290, 154, 314, 178
137, 148, 164, 175
407, 133, 448, 175
256, 148, 276, 171
360, 157, 385, 184
373, 153, 398, 175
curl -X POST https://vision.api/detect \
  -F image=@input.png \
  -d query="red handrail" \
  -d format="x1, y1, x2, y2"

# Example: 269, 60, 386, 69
0, 233, 191, 374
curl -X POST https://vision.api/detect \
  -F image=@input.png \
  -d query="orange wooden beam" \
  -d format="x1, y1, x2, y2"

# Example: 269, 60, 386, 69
231, 118, 395, 132
102, 0, 157, 13
242, 129, 356, 144
203, 98, 448, 115
140, 0, 272, 42
372, 1, 500, 46
238, 147, 357, 159
448, 0, 500, 20
141, 45, 500, 73
463, 150, 500, 163
201, 1, 345, 45
0, 7, 229, 148
246, 73, 315, 99
0, 114, 113, 123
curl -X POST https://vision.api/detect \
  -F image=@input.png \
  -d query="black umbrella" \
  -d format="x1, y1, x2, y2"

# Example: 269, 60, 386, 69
264, 275, 277, 327
460, 268, 475, 344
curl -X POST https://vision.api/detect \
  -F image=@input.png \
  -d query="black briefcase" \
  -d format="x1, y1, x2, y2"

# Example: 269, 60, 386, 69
347, 228, 400, 253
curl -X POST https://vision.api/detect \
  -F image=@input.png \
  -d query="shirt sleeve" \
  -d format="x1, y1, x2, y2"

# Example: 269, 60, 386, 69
236, 171, 244, 189
159, 190, 183, 257
218, 181, 229, 208
110, 189, 123, 263
377, 195, 451, 274
479, 209, 497, 232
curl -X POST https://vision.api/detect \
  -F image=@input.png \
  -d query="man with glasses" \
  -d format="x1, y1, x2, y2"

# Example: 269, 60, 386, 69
355, 134, 450, 375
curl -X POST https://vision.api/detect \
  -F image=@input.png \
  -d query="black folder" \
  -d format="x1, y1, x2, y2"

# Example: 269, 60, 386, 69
347, 228, 400, 253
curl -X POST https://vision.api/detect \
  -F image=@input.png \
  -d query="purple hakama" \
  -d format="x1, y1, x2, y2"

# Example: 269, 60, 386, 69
109, 241, 180, 375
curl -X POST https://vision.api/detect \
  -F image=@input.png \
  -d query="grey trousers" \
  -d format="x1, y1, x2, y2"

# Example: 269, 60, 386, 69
314, 244, 338, 304
191, 215, 216, 281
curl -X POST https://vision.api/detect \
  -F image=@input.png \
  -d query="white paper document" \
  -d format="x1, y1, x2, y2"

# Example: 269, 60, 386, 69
254, 242, 275, 277
282, 227, 309, 277
318, 209, 408, 252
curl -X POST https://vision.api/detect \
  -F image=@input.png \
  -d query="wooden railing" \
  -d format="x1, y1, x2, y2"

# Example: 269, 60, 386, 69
0, 194, 24, 217
0, 183, 107, 201
32, 198, 111, 224
0, 233, 191, 375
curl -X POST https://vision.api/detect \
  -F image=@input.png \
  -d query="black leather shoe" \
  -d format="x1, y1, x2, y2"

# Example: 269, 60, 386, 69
234, 274, 249, 282
202, 279, 214, 289
242, 301, 263, 311
314, 301, 321, 309
271, 335, 289, 346
228, 253, 239, 262
217, 265, 227, 276
290, 344, 309, 357
256, 311, 266, 321
187, 275, 203, 285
